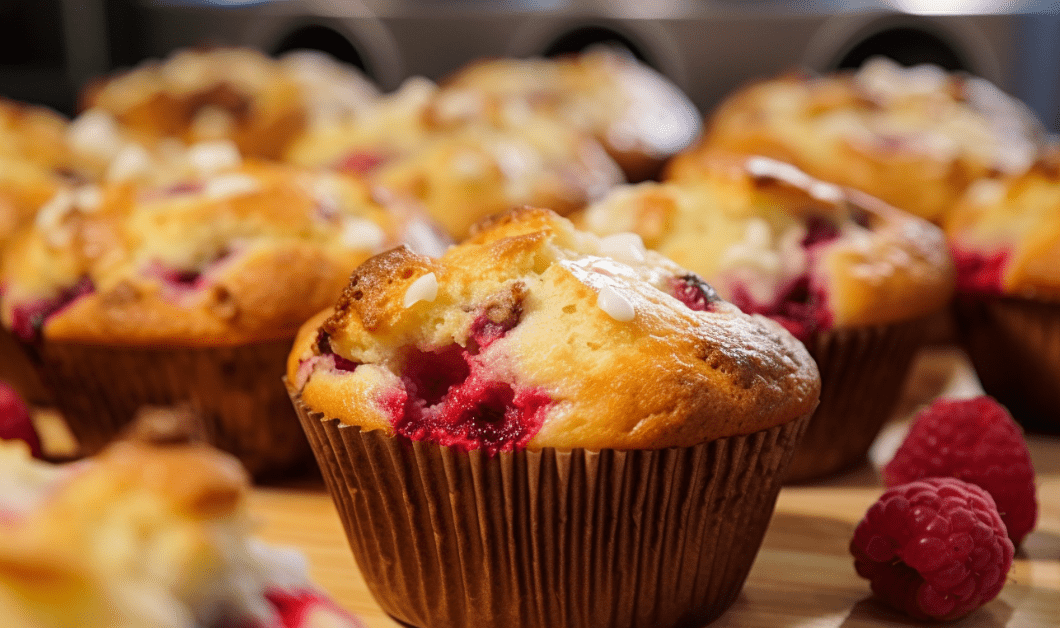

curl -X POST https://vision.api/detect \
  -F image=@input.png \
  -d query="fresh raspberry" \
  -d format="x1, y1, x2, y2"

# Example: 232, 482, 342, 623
850, 477, 1014, 621
0, 381, 42, 458
884, 396, 1037, 546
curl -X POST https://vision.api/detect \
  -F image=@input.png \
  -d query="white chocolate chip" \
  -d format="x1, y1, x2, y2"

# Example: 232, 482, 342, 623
744, 218, 772, 250
403, 218, 449, 258
340, 218, 386, 251
188, 140, 242, 174
35, 190, 75, 231
966, 179, 1006, 206
808, 181, 843, 204
403, 272, 438, 308
74, 186, 103, 213
597, 284, 635, 322
452, 151, 486, 178
68, 109, 123, 160
204, 173, 260, 200
107, 143, 153, 182
599, 232, 646, 264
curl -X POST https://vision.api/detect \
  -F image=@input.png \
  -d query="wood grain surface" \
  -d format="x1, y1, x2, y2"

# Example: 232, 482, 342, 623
249, 349, 1060, 627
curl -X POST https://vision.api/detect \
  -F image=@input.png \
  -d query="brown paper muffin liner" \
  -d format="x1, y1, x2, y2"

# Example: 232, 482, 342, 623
291, 390, 811, 628
953, 295, 1060, 434
0, 327, 51, 406
31, 339, 312, 478
784, 318, 928, 483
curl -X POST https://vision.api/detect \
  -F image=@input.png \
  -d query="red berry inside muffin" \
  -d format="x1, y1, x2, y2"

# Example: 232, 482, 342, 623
10, 277, 94, 342
392, 344, 552, 454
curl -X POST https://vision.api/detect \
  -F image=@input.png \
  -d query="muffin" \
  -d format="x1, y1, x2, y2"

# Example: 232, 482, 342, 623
286, 77, 624, 240
286, 207, 820, 628
0, 416, 367, 628
0, 151, 444, 476
79, 47, 378, 162
0, 98, 78, 240
580, 154, 954, 481
946, 147, 1060, 432
0, 98, 83, 406
429, 47, 702, 181
681, 56, 1042, 223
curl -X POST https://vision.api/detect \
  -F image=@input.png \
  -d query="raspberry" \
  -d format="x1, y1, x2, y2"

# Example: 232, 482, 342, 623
884, 396, 1037, 546
10, 276, 94, 342
0, 381, 42, 458
671, 274, 720, 312
850, 477, 1014, 621
256, 588, 367, 628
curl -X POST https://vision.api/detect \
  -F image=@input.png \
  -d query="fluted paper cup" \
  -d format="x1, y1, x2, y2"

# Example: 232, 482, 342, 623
291, 388, 811, 628
953, 295, 1060, 434
784, 318, 927, 483
31, 339, 313, 478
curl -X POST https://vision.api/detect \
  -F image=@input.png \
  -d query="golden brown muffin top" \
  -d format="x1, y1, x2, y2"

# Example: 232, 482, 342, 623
429, 47, 702, 181
946, 146, 1060, 300
285, 76, 624, 240
1, 157, 443, 345
581, 153, 954, 338
288, 207, 819, 452
0, 99, 79, 243
693, 57, 1042, 222
79, 47, 378, 161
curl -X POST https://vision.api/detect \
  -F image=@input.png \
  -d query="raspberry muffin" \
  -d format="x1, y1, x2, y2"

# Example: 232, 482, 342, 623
682, 56, 1042, 223
580, 154, 954, 481
0, 98, 78, 241
946, 148, 1060, 432
0, 99, 84, 406
286, 77, 624, 240
0, 154, 443, 476
286, 207, 820, 628
79, 47, 378, 162
0, 417, 367, 628
429, 47, 702, 181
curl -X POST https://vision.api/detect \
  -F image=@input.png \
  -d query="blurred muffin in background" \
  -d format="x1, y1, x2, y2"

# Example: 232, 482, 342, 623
0, 99, 86, 406
0, 150, 444, 476
946, 146, 1060, 432
680, 56, 1042, 224
580, 154, 954, 481
287, 76, 624, 240
0, 416, 368, 628
428, 47, 701, 182
0, 99, 80, 243
77, 47, 378, 164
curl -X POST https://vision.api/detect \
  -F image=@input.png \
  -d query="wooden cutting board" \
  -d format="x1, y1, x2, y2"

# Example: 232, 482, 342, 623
249, 349, 1060, 627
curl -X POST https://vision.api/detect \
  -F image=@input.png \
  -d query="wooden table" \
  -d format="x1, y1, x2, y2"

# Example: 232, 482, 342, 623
250, 349, 1060, 627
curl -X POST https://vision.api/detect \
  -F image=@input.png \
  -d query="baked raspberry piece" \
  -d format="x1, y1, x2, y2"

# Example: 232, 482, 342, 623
884, 396, 1038, 546
951, 248, 1008, 295
0, 381, 41, 458
257, 588, 367, 628
336, 150, 388, 176
729, 276, 833, 344
671, 273, 720, 312
393, 345, 552, 455
10, 276, 94, 342
850, 477, 1014, 621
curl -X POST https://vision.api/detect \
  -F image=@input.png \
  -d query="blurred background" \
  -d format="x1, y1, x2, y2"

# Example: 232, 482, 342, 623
4, 1, 1060, 129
